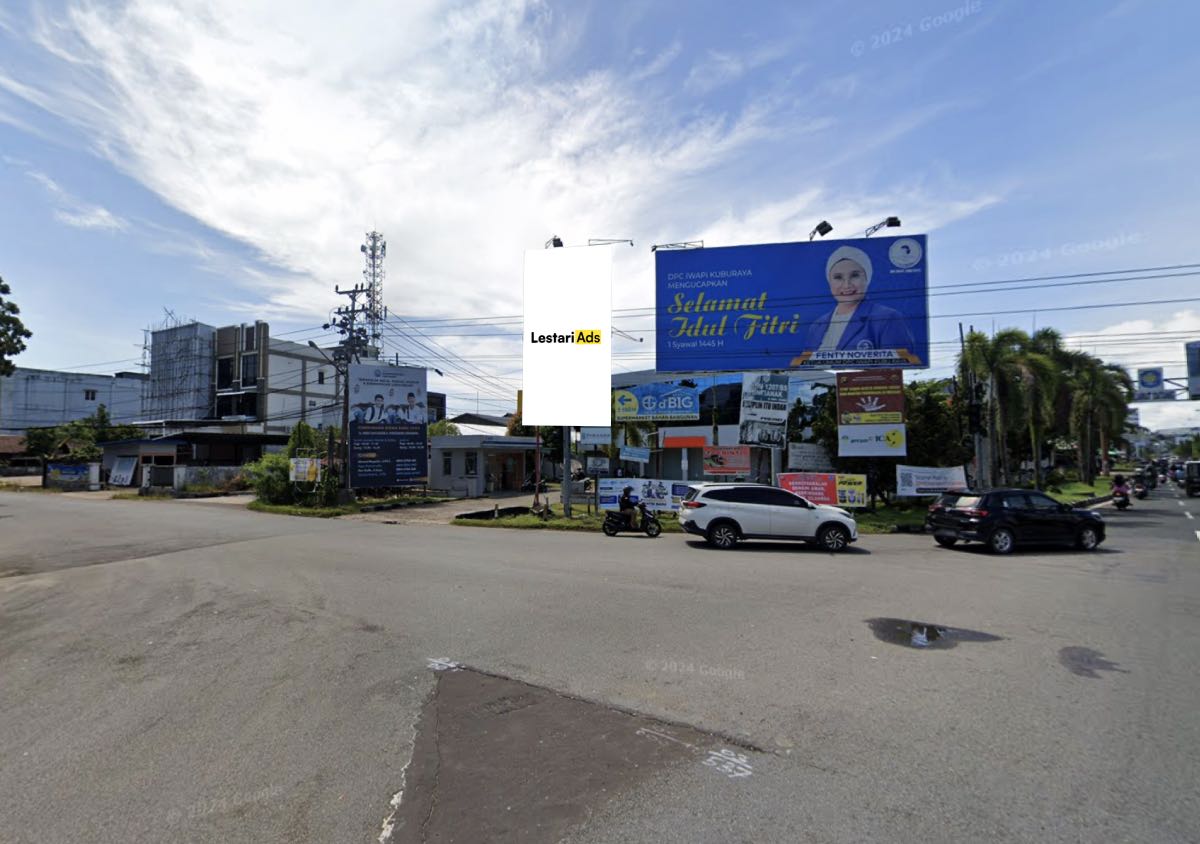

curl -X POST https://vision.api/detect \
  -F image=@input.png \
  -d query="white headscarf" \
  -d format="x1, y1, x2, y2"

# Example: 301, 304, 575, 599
825, 245, 873, 290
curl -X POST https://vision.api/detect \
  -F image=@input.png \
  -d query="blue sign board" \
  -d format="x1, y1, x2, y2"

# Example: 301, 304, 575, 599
655, 235, 929, 371
348, 364, 429, 487
619, 445, 651, 463
612, 382, 700, 421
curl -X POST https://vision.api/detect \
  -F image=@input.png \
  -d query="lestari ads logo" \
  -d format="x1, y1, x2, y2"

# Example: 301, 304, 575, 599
522, 246, 613, 426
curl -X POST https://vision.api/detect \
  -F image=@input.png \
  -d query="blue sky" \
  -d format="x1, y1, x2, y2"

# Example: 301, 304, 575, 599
1, 0, 1199, 427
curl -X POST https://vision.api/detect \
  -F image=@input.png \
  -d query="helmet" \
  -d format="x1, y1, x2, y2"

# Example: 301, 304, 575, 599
623, 486, 633, 493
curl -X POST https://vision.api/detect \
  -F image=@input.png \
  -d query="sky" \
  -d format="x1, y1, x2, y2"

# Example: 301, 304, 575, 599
1, 0, 1199, 429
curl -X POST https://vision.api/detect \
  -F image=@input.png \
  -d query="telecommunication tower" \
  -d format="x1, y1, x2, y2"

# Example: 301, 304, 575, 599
360, 231, 386, 356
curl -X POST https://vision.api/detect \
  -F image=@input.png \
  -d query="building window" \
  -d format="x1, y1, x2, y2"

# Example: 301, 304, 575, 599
244, 326, 257, 351
317, 370, 325, 385
241, 353, 258, 387
465, 452, 478, 475
84, 389, 97, 401
217, 358, 234, 390
442, 453, 453, 475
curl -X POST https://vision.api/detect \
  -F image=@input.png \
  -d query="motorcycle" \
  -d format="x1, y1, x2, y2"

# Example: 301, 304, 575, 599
1133, 482, 1148, 500
602, 502, 662, 538
1112, 489, 1131, 510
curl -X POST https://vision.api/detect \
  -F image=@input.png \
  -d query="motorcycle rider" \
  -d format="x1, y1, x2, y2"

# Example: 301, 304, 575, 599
619, 485, 637, 529
1112, 474, 1132, 508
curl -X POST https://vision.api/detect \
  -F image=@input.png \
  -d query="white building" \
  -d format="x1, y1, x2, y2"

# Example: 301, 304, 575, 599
0, 367, 147, 434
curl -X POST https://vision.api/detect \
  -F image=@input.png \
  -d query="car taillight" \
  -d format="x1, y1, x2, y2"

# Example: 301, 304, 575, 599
928, 504, 942, 513
959, 508, 988, 517
682, 501, 706, 509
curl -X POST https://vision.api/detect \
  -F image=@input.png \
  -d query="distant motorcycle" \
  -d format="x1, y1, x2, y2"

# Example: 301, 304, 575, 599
602, 502, 662, 538
1112, 489, 1131, 510
1133, 482, 1148, 500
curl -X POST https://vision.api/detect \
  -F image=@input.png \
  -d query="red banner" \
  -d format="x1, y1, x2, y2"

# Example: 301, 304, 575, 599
836, 369, 905, 424
702, 446, 750, 475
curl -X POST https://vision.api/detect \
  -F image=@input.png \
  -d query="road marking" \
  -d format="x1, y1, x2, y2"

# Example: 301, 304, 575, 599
1196, 531, 1200, 543
426, 657, 461, 671
1179, 501, 1185, 507
1187, 512, 1195, 520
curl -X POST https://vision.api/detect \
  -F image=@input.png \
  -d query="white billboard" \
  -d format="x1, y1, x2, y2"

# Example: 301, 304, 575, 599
838, 423, 907, 457
896, 464, 968, 496
522, 247, 613, 426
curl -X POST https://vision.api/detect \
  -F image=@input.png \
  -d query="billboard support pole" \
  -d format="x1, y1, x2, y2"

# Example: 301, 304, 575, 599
562, 425, 572, 517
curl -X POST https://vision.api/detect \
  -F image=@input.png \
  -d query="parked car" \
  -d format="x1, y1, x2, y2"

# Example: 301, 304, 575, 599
678, 483, 858, 552
1185, 461, 1200, 497
926, 488, 1105, 554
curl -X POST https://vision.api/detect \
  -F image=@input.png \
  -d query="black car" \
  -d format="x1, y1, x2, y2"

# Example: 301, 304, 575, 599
926, 488, 1105, 554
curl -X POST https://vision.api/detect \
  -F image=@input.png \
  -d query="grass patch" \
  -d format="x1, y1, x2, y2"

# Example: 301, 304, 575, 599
248, 500, 354, 518
112, 492, 174, 501
247, 494, 449, 518
1045, 479, 1112, 503
852, 505, 928, 534
455, 508, 684, 533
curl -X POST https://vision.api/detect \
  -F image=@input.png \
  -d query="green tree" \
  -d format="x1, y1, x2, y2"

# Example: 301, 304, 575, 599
959, 329, 1029, 486
0, 276, 32, 377
429, 419, 461, 437
286, 420, 321, 457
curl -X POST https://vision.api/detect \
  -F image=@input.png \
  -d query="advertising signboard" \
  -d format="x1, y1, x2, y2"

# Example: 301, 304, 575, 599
738, 373, 789, 447
289, 458, 321, 483
655, 235, 929, 372
1187, 341, 1200, 400
586, 456, 610, 475
777, 472, 868, 508
836, 369, 905, 424
523, 246, 612, 426
838, 424, 907, 457
580, 426, 611, 447
620, 445, 651, 463
109, 456, 137, 487
895, 464, 968, 496
787, 442, 833, 471
1133, 367, 1175, 402
598, 477, 693, 512
613, 382, 700, 421
702, 445, 751, 475
348, 364, 428, 487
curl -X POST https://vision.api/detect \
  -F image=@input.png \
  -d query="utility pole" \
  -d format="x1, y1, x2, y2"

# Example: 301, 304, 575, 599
961, 322, 987, 489
329, 283, 372, 501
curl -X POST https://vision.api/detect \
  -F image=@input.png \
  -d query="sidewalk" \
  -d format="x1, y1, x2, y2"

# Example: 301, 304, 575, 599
347, 491, 586, 525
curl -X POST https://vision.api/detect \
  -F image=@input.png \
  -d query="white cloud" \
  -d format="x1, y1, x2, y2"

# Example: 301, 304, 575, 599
3, 0, 1000, 397
21, 167, 130, 232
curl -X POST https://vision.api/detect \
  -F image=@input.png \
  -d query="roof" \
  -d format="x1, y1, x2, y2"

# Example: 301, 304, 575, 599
0, 434, 27, 454
448, 412, 512, 427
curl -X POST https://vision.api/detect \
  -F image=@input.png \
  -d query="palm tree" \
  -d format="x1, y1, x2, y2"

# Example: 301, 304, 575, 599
1067, 357, 1130, 485
960, 329, 1029, 486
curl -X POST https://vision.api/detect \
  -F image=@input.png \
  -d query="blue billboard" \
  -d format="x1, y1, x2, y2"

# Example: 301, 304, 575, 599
612, 382, 700, 421
348, 364, 429, 487
656, 235, 929, 371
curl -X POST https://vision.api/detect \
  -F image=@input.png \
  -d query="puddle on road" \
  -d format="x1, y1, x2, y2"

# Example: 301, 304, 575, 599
865, 617, 1003, 650
388, 666, 761, 843
1059, 646, 1129, 679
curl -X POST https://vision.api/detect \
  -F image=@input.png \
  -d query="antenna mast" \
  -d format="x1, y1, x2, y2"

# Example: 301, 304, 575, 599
360, 231, 386, 357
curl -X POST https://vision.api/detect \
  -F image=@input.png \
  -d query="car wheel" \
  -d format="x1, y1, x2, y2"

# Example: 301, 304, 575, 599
645, 520, 662, 538
818, 524, 850, 553
706, 522, 738, 549
602, 520, 618, 537
934, 536, 957, 548
988, 527, 1015, 555
1076, 525, 1100, 551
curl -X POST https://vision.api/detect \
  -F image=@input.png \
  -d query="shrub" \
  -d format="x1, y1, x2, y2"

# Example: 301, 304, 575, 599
244, 452, 294, 505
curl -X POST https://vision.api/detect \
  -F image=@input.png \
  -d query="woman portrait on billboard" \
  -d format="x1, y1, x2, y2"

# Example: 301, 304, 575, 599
805, 246, 916, 354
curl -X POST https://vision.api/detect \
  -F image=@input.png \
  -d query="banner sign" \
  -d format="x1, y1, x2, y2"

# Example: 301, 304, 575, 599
289, 458, 321, 483
109, 456, 137, 487
523, 246, 613, 426
838, 423, 907, 457
1134, 367, 1175, 402
348, 364, 428, 487
655, 234, 929, 372
777, 472, 868, 508
620, 445, 651, 463
1187, 341, 1200, 400
787, 442, 833, 471
598, 477, 692, 512
836, 369, 905, 423
895, 464, 968, 496
586, 456, 610, 475
580, 426, 611, 447
702, 445, 751, 475
613, 382, 700, 421
738, 373, 789, 447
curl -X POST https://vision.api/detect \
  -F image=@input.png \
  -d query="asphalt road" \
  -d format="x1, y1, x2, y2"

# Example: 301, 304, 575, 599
2, 487, 1198, 842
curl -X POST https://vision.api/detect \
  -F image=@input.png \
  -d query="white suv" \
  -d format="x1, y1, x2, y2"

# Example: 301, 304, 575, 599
678, 483, 858, 552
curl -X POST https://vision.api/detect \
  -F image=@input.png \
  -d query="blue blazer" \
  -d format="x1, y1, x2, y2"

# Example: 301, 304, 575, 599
805, 300, 916, 353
